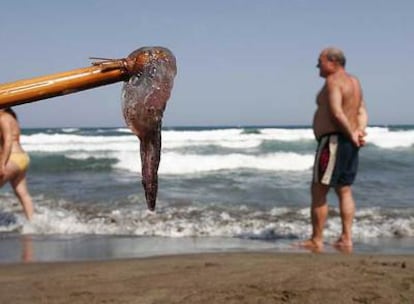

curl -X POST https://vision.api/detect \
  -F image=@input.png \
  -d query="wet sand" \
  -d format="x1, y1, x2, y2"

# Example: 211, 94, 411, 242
0, 252, 413, 304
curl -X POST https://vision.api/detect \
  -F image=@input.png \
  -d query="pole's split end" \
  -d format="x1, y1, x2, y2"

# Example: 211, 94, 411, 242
90, 47, 176, 79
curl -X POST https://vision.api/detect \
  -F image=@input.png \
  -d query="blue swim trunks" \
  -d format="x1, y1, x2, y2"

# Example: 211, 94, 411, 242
313, 133, 359, 187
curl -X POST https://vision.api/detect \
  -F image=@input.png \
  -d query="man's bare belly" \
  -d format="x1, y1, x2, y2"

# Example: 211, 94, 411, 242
313, 126, 340, 140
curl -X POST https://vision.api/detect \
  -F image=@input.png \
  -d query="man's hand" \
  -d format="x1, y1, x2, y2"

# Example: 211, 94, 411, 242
358, 129, 367, 146
351, 129, 367, 147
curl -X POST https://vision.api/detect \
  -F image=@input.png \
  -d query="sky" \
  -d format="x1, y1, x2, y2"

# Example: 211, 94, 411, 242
0, 0, 413, 128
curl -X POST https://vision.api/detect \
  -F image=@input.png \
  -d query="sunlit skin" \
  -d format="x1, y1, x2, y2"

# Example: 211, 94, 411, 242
122, 47, 177, 211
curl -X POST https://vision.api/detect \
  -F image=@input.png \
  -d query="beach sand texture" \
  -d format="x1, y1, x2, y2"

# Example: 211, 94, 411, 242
0, 252, 413, 304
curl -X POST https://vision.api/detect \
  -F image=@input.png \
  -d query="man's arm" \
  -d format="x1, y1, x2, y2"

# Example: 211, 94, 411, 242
356, 99, 368, 146
357, 99, 368, 131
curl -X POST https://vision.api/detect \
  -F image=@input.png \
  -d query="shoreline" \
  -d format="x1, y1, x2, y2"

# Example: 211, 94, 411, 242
1, 234, 414, 264
0, 252, 413, 303
0, 233, 414, 266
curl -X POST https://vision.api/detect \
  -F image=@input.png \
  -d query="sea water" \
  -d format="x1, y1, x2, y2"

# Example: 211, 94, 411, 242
0, 125, 413, 261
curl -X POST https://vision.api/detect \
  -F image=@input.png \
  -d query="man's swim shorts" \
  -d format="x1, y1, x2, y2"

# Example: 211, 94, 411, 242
313, 133, 359, 187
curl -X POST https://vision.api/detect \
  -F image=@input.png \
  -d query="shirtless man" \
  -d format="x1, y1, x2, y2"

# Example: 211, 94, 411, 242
301, 47, 368, 250
0, 108, 33, 220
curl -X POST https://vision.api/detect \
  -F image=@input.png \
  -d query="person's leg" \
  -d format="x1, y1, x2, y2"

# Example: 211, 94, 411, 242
311, 182, 330, 245
300, 182, 330, 249
334, 185, 355, 247
11, 172, 34, 220
0, 161, 20, 187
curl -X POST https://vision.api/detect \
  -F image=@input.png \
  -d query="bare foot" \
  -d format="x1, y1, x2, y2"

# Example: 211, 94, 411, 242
293, 239, 324, 253
333, 238, 353, 254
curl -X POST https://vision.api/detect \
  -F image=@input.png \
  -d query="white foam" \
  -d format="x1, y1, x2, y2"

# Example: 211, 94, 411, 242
12, 201, 414, 239
162, 128, 314, 149
260, 128, 314, 141
115, 128, 133, 133
62, 128, 79, 133
22, 133, 138, 153
114, 151, 314, 174
366, 127, 414, 148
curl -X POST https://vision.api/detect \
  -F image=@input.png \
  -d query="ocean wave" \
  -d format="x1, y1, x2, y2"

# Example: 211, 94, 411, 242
20, 126, 414, 175
22, 126, 414, 153
115, 128, 133, 133
25, 147, 315, 175
62, 128, 80, 133
9, 202, 414, 239
114, 151, 314, 174
366, 127, 414, 148
162, 128, 314, 149
29, 154, 117, 173
22, 133, 137, 153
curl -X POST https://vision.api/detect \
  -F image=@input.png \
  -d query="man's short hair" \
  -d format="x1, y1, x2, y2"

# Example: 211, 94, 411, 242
325, 48, 346, 67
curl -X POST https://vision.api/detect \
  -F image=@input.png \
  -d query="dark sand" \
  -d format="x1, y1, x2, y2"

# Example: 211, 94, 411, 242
0, 252, 413, 303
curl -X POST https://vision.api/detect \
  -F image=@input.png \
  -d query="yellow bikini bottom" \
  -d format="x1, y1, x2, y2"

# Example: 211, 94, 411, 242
9, 152, 30, 171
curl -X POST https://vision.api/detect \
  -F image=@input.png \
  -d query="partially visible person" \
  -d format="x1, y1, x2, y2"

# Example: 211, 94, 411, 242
300, 47, 368, 251
0, 107, 33, 220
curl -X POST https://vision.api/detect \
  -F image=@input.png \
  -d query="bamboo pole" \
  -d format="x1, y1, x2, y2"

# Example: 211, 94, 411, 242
0, 49, 149, 108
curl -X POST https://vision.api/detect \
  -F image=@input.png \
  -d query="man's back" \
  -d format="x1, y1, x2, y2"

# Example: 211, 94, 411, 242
330, 72, 362, 132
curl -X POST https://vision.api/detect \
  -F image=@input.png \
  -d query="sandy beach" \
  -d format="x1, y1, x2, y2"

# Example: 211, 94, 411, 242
0, 252, 412, 304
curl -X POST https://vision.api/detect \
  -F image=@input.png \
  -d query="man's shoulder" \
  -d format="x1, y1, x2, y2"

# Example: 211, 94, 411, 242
325, 74, 342, 88
327, 72, 358, 87
346, 73, 360, 83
